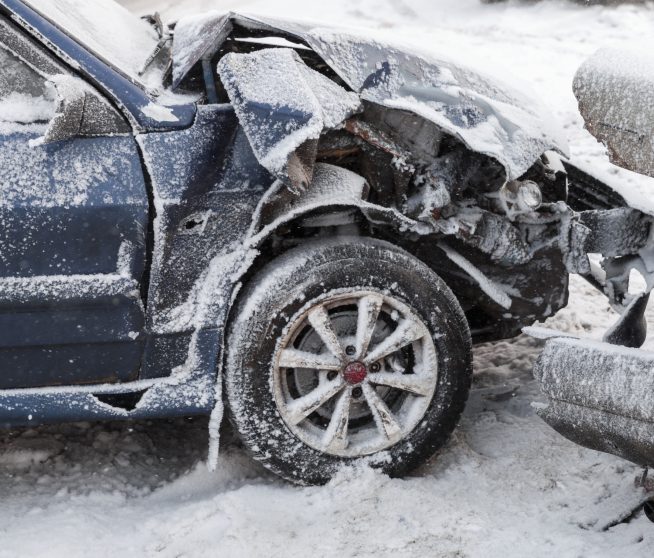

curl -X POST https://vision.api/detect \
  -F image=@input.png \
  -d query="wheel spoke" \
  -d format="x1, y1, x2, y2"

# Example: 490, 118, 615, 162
278, 348, 341, 371
364, 317, 426, 364
355, 294, 383, 359
307, 305, 344, 359
286, 378, 345, 425
322, 387, 351, 451
368, 372, 434, 397
362, 383, 402, 442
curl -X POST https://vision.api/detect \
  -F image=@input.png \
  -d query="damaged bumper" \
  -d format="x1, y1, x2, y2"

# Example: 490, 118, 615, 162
530, 45, 654, 468
531, 197, 654, 467
534, 336, 654, 467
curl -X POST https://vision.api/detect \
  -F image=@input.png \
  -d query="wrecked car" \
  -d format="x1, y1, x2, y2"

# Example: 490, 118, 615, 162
532, 48, 654, 473
1, 0, 649, 485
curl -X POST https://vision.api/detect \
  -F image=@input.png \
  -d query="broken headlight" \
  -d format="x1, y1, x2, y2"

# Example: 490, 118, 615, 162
498, 180, 543, 216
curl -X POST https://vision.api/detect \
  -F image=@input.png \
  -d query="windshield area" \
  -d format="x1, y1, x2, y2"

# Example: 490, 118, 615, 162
23, 0, 166, 90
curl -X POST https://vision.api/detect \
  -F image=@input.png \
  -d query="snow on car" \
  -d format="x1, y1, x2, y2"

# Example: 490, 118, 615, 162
531, 47, 654, 478
0, 0, 652, 487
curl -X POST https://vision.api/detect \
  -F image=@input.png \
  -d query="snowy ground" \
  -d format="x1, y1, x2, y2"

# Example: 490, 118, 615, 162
3, 1, 654, 556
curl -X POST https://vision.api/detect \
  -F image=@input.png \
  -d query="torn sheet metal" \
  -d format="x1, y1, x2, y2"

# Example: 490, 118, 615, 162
217, 48, 361, 191
580, 208, 652, 258
249, 162, 434, 239
438, 242, 512, 309
172, 12, 569, 181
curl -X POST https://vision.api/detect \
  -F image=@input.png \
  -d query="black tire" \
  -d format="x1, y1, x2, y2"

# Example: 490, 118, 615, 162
644, 500, 654, 523
224, 237, 472, 485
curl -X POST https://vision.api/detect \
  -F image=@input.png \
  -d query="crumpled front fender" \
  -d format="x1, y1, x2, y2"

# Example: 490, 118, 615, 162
172, 11, 569, 181
247, 162, 432, 240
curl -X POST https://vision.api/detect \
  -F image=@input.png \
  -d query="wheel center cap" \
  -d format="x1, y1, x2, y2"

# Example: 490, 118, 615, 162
343, 361, 367, 384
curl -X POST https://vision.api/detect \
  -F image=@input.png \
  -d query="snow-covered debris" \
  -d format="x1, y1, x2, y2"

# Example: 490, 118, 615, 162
438, 241, 512, 309
574, 47, 654, 179
535, 336, 654, 466
307, 27, 570, 179
1, 0, 654, 554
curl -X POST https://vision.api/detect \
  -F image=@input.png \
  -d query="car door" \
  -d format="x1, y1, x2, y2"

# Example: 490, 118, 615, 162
0, 20, 148, 389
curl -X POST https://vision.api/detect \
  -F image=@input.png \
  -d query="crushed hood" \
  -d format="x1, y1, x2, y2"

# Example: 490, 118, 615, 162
172, 11, 569, 181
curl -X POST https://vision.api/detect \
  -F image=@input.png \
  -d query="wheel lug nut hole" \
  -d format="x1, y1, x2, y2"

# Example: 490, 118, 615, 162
345, 345, 356, 356
352, 386, 363, 399
327, 370, 338, 381
370, 362, 381, 373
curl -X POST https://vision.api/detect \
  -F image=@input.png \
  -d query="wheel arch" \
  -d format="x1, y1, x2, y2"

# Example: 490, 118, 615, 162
221, 234, 473, 483
222, 162, 501, 345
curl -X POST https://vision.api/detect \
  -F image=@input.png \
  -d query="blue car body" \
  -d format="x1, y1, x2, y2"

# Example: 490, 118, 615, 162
0, 0, 272, 426
0, 0, 633, 433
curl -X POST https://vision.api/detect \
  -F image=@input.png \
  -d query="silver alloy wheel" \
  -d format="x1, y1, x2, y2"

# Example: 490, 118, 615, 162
272, 289, 439, 457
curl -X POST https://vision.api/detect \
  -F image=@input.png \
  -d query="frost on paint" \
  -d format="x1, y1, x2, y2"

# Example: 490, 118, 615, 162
23, 0, 159, 83
534, 336, 654, 467
217, 48, 361, 192
574, 48, 654, 178
0, 46, 56, 124
528, 46, 654, 471
75, 14, 654, 465
5, 0, 654, 482
173, 11, 569, 182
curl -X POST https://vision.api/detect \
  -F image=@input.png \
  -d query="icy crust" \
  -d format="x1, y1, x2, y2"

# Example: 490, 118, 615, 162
217, 48, 361, 185
150, 160, 568, 346
141, 163, 427, 468
141, 102, 179, 123
307, 29, 569, 180
574, 47, 654, 180
0, 273, 138, 305
172, 11, 568, 181
534, 336, 654, 466
0, 45, 57, 124
140, 163, 520, 468
438, 242, 511, 309
150, 163, 427, 336
0, 92, 54, 124
171, 10, 227, 87
0, 132, 144, 208
535, 337, 654, 424
171, 11, 311, 87
575, 47, 654, 126
7, 2, 654, 552
539, 399, 654, 468
23, 0, 158, 82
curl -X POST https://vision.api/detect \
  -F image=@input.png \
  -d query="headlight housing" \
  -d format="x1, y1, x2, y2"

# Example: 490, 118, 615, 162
499, 180, 542, 215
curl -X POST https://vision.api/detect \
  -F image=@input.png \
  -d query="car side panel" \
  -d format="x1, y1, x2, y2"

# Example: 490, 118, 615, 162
137, 104, 274, 380
0, 131, 148, 388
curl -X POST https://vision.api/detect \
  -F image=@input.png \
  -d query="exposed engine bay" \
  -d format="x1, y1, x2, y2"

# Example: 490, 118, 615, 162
162, 13, 654, 344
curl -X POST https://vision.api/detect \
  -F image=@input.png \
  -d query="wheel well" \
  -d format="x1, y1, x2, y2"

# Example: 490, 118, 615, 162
237, 206, 373, 291
231, 207, 491, 341
235, 206, 540, 346
230, 108, 565, 345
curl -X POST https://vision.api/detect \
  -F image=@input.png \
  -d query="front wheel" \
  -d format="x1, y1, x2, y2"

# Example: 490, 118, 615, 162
224, 237, 472, 485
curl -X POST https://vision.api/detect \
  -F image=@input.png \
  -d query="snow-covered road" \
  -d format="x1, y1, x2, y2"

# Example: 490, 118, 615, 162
3, 1, 654, 556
